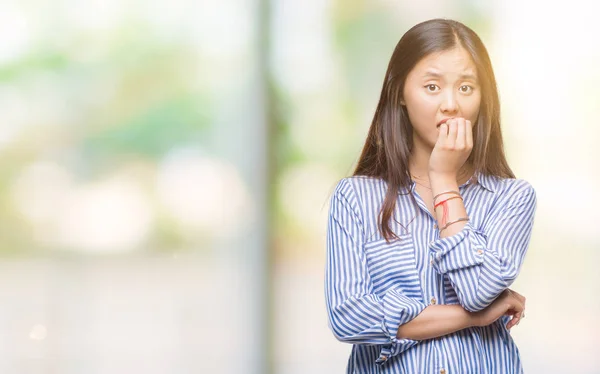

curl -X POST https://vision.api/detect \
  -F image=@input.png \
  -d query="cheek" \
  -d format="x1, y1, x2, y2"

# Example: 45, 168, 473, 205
406, 93, 438, 118
464, 96, 482, 121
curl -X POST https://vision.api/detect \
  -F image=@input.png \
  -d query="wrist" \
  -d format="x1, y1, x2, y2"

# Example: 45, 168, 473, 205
454, 305, 480, 329
428, 171, 457, 181
429, 173, 461, 203
467, 310, 483, 328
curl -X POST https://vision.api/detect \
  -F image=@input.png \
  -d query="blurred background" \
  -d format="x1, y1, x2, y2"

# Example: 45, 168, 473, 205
0, 0, 598, 373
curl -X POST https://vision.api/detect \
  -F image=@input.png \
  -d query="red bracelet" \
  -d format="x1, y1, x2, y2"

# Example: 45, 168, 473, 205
434, 195, 462, 209
434, 196, 463, 228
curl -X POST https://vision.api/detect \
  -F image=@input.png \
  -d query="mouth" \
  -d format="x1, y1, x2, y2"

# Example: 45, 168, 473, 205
436, 118, 454, 128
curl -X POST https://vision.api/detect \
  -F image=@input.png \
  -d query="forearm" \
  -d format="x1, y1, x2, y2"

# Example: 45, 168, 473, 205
428, 172, 494, 310
429, 172, 467, 237
396, 304, 474, 340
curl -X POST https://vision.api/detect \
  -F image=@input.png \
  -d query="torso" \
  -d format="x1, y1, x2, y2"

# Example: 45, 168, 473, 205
334, 175, 526, 374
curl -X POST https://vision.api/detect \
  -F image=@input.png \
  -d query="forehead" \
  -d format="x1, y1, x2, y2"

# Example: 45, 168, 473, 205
410, 47, 477, 77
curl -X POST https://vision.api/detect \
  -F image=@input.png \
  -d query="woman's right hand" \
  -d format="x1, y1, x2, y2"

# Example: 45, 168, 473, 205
471, 289, 526, 329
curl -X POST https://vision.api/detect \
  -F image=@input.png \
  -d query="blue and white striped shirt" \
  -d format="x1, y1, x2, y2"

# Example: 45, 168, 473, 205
325, 171, 537, 373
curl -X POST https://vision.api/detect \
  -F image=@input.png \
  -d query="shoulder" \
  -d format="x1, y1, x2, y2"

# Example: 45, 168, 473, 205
489, 175, 537, 207
497, 176, 535, 196
330, 176, 399, 239
330, 176, 391, 217
332, 176, 388, 204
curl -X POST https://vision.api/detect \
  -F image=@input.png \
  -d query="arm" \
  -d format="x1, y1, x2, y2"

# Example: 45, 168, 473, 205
396, 304, 473, 340
397, 287, 527, 340
398, 287, 528, 341
325, 179, 477, 365
428, 174, 537, 312
325, 179, 425, 361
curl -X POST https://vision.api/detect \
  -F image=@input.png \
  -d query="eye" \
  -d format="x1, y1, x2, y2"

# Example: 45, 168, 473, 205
459, 85, 474, 94
425, 84, 439, 92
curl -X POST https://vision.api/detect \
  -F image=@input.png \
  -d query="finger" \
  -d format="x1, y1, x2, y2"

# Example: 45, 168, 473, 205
466, 120, 473, 149
513, 311, 523, 327
505, 310, 521, 329
456, 118, 466, 149
507, 315, 520, 330
507, 299, 524, 328
447, 119, 457, 147
504, 308, 518, 316
437, 123, 448, 144
506, 315, 516, 329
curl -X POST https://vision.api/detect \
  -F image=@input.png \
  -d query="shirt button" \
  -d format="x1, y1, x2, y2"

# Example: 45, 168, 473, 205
430, 240, 435, 246
440, 369, 447, 374
477, 249, 484, 255
430, 259, 434, 265
430, 297, 437, 305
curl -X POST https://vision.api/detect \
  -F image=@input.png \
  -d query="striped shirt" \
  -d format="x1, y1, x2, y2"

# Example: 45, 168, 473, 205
324, 171, 537, 373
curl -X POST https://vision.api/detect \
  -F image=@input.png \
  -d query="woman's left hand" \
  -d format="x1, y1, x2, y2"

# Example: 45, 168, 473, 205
471, 288, 526, 329
504, 289, 526, 330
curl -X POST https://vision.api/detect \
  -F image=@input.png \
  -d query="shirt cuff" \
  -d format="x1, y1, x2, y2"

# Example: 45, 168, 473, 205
375, 289, 426, 366
429, 221, 487, 274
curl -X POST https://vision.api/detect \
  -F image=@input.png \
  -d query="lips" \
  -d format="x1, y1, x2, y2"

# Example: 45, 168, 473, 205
437, 118, 454, 127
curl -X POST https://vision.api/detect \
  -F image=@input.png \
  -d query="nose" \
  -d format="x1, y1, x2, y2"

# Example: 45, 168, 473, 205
440, 90, 458, 114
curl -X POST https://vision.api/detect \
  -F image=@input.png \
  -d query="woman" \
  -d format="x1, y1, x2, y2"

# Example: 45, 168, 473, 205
325, 19, 537, 373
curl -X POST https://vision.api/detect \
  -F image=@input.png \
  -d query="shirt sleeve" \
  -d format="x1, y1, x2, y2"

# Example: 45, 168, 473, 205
324, 179, 427, 366
428, 181, 537, 312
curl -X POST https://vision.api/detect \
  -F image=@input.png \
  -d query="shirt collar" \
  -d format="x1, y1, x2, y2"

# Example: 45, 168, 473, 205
406, 170, 497, 193
472, 170, 496, 193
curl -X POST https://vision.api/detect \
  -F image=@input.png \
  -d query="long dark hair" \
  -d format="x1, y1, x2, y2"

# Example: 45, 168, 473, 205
353, 18, 514, 242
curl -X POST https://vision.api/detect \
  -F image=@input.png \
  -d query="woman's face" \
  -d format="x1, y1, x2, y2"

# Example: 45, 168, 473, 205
402, 46, 481, 151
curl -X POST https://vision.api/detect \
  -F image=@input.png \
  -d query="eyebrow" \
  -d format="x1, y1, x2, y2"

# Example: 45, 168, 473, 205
423, 70, 478, 81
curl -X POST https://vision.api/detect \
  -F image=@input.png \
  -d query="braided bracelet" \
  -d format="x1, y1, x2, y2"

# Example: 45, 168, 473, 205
438, 217, 469, 233
433, 190, 461, 205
